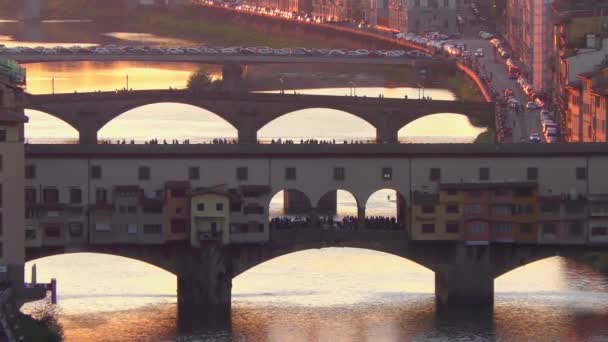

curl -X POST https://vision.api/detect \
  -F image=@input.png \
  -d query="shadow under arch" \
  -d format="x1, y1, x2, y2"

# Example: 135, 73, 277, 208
24, 109, 79, 143
397, 113, 487, 143
364, 188, 407, 230
268, 188, 313, 230
257, 108, 376, 143
98, 102, 238, 142
316, 189, 360, 230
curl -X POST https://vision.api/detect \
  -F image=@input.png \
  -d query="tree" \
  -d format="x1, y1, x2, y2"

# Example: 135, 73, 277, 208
187, 68, 222, 92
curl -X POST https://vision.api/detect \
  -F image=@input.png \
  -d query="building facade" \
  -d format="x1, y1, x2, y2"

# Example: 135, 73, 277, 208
0, 60, 27, 287
19, 144, 608, 251
388, 0, 459, 34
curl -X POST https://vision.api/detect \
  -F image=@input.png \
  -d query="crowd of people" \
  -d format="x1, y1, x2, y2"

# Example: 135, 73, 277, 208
270, 215, 403, 230
270, 216, 310, 230
267, 138, 370, 145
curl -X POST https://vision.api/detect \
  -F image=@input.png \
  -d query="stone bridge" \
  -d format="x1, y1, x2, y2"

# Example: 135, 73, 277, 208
25, 90, 495, 144
24, 228, 607, 317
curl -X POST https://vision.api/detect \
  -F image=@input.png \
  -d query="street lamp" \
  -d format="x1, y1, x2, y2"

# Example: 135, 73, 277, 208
349, 81, 357, 96
51, 76, 55, 95
279, 75, 285, 94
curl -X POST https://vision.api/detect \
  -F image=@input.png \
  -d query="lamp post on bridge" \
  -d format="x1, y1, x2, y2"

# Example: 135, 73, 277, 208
126, 74, 129, 91
51, 76, 55, 95
349, 81, 357, 97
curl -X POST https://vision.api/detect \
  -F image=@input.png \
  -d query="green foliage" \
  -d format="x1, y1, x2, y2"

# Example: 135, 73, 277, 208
187, 69, 222, 92
474, 129, 495, 144
13, 300, 64, 342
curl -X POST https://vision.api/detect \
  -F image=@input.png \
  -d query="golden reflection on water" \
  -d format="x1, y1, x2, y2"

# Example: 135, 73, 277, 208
21, 252, 608, 342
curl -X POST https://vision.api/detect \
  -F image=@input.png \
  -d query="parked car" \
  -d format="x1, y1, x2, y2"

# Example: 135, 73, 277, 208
526, 102, 540, 110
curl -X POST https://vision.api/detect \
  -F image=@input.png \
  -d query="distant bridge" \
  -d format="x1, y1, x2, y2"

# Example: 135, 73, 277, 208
4, 52, 446, 68
25, 89, 494, 144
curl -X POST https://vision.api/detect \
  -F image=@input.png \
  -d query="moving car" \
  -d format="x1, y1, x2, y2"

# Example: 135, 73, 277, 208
526, 102, 539, 110
529, 132, 542, 143
474, 48, 484, 57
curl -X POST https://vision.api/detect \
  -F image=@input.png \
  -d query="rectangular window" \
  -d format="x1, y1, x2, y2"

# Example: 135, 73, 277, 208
422, 205, 435, 214
68, 222, 83, 237
591, 227, 608, 236
0, 129, 5, 142
94, 221, 111, 232
216, 203, 224, 211
285, 167, 296, 180
43, 187, 59, 204
429, 168, 441, 181
421, 223, 435, 233
464, 204, 481, 215
382, 167, 392, 180
25, 165, 36, 179
333, 167, 345, 181
479, 167, 490, 181
197, 203, 205, 211
445, 204, 459, 214
446, 222, 459, 233
0, 212, 2, 236
171, 219, 187, 233
570, 222, 583, 236
520, 224, 533, 234
470, 222, 486, 233
69, 188, 82, 204
143, 224, 162, 234
138, 166, 150, 180
542, 223, 557, 235
527, 167, 538, 181
237, 167, 248, 181
493, 204, 513, 215
0, 155, 2, 172
127, 206, 137, 214
91, 165, 102, 179
188, 167, 200, 180
576, 167, 587, 180
45, 225, 61, 238
96, 188, 107, 204
495, 223, 512, 234
127, 223, 137, 234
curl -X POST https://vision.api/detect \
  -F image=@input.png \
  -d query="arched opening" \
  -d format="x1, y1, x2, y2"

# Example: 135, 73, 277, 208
98, 103, 238, 144
365, 189, 406, 230
316, 189, 359, 230
24, 109, 79, 144
398, 113, 487, 143
495, 256, 608, 294
22, 253, 176, 314
233, 248, 434, 305
268, 189, 313, 230
257, 108, 375, 144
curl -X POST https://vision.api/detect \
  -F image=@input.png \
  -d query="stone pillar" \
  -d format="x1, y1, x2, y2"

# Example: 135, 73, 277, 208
357, 205, 366, 229
222, 63, 244, 93
435, 245, 494, 305
317, 191, 337, 216
176, 244, 232, 319
237, 126, 257, 144
79, 128, 98, 145
375, 119, 399, 144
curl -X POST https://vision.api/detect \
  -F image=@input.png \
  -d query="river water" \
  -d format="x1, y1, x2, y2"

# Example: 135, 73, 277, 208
5, 19, 608, 342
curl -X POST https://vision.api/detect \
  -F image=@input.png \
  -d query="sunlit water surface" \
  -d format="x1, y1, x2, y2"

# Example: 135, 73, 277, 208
21, 252, 608, 342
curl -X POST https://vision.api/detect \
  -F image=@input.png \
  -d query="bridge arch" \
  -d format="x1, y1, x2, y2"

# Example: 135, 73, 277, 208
364, 188, 407, 230
25, 248, 179, 276
24, 108, 80, 142
397, 113, 488, 143
268, 188, 314, 229
257, 108, 377, 143
98, 102, 239, 143
233, 246, 436, 280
